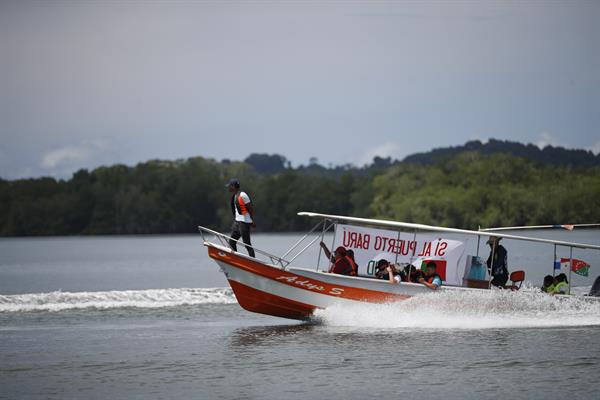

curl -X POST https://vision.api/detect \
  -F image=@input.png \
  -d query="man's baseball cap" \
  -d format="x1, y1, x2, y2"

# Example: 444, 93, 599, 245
226, 178, 240, 188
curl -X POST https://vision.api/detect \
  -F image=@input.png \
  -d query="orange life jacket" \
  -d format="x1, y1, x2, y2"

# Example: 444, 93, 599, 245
330, 257, 353, 275
345, 256, 358, 276
235, 193, 248, 215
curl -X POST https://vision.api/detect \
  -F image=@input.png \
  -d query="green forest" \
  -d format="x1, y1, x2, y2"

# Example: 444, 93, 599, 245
1, 140, 600, 236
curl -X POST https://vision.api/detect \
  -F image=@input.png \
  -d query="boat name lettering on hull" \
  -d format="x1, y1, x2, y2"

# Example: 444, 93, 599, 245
276, 276, 345, 296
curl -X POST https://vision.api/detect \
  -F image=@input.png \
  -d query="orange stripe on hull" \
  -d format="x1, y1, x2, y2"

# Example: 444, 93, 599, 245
208, 245, 410, 303
228, 279, 316, 320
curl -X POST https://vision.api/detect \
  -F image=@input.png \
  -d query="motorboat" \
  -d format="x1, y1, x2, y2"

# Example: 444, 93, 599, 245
199, 212, 600, 320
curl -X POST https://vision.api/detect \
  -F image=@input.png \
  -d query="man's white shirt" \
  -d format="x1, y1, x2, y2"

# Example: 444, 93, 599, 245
235, 192, 253, 223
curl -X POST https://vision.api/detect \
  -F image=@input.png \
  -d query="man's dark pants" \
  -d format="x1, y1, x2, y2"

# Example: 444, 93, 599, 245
229, 221, 255, 258
491, 273, 508, 287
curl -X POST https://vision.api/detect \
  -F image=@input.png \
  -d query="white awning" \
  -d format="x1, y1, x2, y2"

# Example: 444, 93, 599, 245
298, 212, 600, 250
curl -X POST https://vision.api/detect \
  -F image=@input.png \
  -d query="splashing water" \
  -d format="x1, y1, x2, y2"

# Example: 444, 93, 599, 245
0, 287, 236, 313
314, 287, 600, 330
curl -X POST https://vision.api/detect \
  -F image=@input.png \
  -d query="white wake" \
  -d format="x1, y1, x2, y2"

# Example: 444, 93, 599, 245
314, 286, 600, 330
0, 287, 236, 312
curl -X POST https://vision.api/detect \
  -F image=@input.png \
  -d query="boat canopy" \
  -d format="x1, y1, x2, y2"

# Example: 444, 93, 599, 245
298, 212, 600, 251
480, 223, 600, 232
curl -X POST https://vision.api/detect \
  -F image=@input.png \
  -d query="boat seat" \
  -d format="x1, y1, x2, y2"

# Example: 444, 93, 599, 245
504, 270, 525, 291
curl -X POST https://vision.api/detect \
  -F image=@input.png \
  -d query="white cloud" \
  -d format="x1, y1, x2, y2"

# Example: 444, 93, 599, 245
589, 141, 600, 155
358, 142, 401, 166
40, 138, 114, 171
536, 132, 600, 154
536, 132, 564, 149
41, 146, 90, 169
468, 135, 489, 144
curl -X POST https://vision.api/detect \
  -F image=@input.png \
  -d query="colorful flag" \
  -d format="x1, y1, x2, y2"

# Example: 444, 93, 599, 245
560, 258, 590, 277
554, 260, 561, 271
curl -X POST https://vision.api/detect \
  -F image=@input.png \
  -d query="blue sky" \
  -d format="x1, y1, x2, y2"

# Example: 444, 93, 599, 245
1, 0, 598, 178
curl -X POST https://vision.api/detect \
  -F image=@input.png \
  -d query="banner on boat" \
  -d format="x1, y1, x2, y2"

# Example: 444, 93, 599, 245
331, 224, 467, 285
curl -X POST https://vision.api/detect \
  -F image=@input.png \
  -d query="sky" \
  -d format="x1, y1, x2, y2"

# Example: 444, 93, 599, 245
1, 0, 599, 179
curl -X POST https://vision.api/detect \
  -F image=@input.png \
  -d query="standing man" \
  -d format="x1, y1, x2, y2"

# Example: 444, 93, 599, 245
486, 236, 509, 287
227, 178, 255, 258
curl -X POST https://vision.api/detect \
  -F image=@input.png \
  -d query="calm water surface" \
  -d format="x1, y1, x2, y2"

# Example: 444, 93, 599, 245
1, 231, 600, 399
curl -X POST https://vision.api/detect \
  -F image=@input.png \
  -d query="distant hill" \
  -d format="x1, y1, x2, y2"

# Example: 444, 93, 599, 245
403, 139, 600, 168
2, 138, 600, 236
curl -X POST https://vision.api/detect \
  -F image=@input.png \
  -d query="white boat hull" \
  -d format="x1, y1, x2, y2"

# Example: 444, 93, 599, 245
206, 242, 477, 320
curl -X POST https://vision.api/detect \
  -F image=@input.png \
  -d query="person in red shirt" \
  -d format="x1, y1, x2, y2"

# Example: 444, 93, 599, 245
345, 249, 359, 276
319, 242, 354, 276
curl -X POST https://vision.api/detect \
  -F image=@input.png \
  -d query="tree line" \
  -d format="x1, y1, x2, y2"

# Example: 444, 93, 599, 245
1, 151, 599, 236
404, 139, 600, 168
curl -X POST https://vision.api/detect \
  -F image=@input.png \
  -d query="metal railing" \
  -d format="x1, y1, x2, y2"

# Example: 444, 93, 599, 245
280, 219, 334, 263
198, 226, 291, 268
198, 219, 334, 271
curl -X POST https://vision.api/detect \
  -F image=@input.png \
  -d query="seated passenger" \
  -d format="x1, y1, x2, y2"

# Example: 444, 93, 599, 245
387, 265, 405, 284
418, 261, 442, 290
552, 273, 569, 295
346, 249, 359, 277
403, 265, 423, 283
541, 275, 555, 293
375, 259, 394, 280
319, 241, 336, 263
330, 247, 354, 276
319, 242, 356, 276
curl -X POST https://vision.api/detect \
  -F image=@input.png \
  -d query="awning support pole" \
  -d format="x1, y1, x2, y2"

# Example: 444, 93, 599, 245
488, 243, 495, 289
568, 246, 573, 295
316, 219, 328, 271
553, 244, 557, 278
280, 220, 325, 260
394, 230, 401, 265
409, 230, 417, 266
327, 221, 338, 272
286, 225, 333, 265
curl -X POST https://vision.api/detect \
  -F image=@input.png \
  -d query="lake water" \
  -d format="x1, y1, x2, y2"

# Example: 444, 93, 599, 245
2, 231, 600, 399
